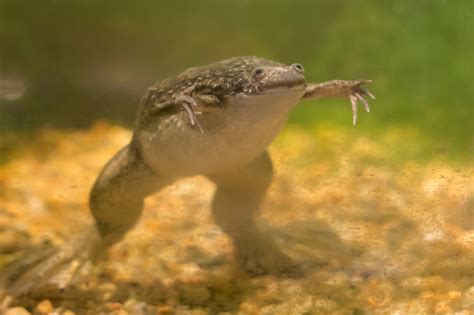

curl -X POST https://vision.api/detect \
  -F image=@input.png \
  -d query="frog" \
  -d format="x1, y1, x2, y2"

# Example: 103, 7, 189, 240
0, 56, 374, 301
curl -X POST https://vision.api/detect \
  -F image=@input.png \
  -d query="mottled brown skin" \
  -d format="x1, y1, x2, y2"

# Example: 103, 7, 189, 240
0, 56, 374, 300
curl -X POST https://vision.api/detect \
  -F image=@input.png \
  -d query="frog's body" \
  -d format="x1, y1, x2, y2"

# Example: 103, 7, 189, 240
136, 57, 307, 175
138, 90, 301, 175
0, 56, 374, 300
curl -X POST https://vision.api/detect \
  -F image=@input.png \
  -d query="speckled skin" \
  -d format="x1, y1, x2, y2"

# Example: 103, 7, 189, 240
0, 56, 374, 299
135, 56, 306, 176
141, 57, 300, 102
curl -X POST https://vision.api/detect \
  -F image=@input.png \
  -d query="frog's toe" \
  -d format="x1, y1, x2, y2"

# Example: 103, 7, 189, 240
361, 86, 375, 100
234, 241, 306, 278
237, 251, 306, 278
349, 81, 375, 125
1, 246, 83, 298
0, 240, 55, 295
0, 227, 101, 298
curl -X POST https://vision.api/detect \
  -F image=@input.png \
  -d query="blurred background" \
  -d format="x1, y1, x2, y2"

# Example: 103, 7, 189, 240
1, 1, 473, 313
1, 0, 472, 161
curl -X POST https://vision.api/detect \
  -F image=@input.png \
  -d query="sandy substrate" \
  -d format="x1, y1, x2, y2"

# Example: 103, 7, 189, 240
0, 122, 473, 314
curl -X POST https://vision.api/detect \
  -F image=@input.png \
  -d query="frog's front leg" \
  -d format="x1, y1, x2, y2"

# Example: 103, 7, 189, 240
175, 85, 205, 134
302, 80, 375, 125
1, 143, 171, 300
208, 152, 302, 277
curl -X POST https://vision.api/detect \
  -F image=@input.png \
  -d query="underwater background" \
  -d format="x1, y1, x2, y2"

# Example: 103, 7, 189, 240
1, 0, 473, 314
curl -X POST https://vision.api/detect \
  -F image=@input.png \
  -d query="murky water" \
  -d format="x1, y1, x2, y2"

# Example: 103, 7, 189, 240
1, 1, 472, 314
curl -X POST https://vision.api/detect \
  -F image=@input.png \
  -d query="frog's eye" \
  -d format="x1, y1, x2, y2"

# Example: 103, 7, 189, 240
292, 63, 304, 73
252, 67, 265, 79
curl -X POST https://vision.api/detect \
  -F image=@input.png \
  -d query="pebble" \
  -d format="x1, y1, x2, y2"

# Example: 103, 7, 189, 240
132, 302, 147, 315
156, 305, 174, 314
176, 263, 208, 283
0, 229, 31, 253
123, 298, 137, 311
313, 298, 338, 312
5, 307, 31, 315
400, 276, 444, 293
462, 286, 474, 310
99, 282, 118, 301
105, 302, 123, 311
180, 285, 211, 304
2, 126, 473, 314
34, 300, 53, 314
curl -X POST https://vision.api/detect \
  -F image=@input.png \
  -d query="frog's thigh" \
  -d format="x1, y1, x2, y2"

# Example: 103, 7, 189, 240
89, 143, 172, 245
206, 151, 273, 239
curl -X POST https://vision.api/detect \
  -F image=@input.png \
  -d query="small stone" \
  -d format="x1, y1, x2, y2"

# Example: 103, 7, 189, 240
100, 282, 118, 301
5, 307, 31, 315
132, 302, 147, 315
34, 300, 54, 314
0, 229, 31, 253
462, 286, 474, 309
400, 276, 444, 293
313, 298, 338, 312
105, 302, 123, 311
176, 263, 208, 283
180, 285, 211, 304
123, 298, 137, 311
435, 300, 451, 314
156, 305, 174, 314
117, 309, 129, 315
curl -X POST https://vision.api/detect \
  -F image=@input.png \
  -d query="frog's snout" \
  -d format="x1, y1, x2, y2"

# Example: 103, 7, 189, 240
254, 64, 306, 92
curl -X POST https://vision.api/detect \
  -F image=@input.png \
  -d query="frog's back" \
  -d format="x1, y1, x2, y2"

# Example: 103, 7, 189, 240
147, 57, 284, 104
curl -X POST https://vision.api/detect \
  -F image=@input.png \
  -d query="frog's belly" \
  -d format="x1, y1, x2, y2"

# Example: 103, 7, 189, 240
138, 91, 302, 176
139, 113, 287, 176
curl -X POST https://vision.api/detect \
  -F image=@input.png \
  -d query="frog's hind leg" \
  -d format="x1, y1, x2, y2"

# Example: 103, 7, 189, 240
0, 143, 172, 301
207, 151, 302, 277
89, 141, 172, 245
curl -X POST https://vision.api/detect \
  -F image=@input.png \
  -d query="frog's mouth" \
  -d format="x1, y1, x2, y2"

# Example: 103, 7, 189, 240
232, 84, 305, 117
253, 65, 306, 96
257, 85, 306, 96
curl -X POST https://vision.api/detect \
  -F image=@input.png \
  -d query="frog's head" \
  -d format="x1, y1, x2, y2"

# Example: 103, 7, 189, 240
246, 60, 306, 96
186, 56, 306, 99
188, 56, 307, 117
171, 57, 308, 134
222, 57, 307, 117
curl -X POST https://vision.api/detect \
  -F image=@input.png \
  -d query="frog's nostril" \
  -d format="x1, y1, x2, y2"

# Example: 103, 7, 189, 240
292, 63, 304, 73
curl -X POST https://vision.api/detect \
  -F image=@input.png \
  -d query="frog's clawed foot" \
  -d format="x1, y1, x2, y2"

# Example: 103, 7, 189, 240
234, 237, 305, 278
349, 80, 375, 126
175, 85, 204, 134
237, 250, 305, 278
0, 228, 101, 304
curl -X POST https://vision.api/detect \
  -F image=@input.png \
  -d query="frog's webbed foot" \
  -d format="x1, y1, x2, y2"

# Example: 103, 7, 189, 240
234, 233, 305, 278
175, 85, 204, 134
348, 80, 375, 125
0, 226, 102, 304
